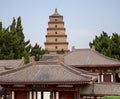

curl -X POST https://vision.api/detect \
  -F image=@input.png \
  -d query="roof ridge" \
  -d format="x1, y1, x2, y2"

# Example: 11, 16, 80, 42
0, 63, 32, 76
75, 48, 91, 51
36, 61, 59, 65
60, 62, 97, 80
0, 59, 23, 61
63, 48, 91, 56
92, 49, 120, 62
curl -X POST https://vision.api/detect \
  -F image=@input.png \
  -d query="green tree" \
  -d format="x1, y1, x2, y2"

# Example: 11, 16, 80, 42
0, 17, 46, 63
30, 43, 46, 61
89, 31, 120, 60
57, 49, 65, 54
0, 26, 15, 59
111, 33, 120, 59
0, 17, 31, 62
23, 50, 29, 64
10, 17, 16, 33
0, 22, 2, 32
13, 16, 25, 59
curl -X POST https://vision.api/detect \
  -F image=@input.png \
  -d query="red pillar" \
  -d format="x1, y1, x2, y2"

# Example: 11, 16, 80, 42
78, 88, 81, 99
54, 92, 56, 99
32, 91, 37, 99
0, 94, 2, 99
94, 96, 97, 99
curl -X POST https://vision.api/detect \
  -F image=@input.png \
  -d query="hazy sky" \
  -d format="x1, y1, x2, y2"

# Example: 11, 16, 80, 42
0, 0, 120, 50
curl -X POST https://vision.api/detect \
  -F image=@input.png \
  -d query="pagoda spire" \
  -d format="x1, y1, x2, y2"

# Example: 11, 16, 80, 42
50, 8, 61, 16
55, 8, 58, 14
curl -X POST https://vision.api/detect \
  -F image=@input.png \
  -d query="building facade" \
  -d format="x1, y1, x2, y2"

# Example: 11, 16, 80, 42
64, 47, 120, 98
44, 9, 69, 54
0, 59, 97, 99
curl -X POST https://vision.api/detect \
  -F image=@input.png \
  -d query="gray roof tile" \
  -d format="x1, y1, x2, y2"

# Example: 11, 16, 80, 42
0, 59, 24, 73
0, 62, 97, 84
64, 49, 120, 67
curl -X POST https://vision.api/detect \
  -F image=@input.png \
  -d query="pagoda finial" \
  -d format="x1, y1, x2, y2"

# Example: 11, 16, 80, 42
55, 8, 58, 14
51, 8, 61, 16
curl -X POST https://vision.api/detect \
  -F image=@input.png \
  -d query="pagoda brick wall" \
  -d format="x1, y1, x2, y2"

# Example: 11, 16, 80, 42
47, 30, 65, 35
50, 17, 63, 21
45, 44, 68, 51
46, 37, 67, 42
48, 24, 64, 28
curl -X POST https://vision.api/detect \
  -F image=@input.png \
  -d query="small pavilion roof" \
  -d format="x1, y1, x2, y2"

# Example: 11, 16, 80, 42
0, 61, 97, 85
64, 48, 120, 67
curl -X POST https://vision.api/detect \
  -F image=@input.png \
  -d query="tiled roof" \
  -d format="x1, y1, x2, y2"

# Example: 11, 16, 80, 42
0, 62, 97, 84
0, 59, 24, 73
40, 55, 59, 61
64, 48, 120, 67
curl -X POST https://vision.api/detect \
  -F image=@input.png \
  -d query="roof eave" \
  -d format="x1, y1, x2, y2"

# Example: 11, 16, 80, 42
73, 64, 120, 68
0, 81, 92, 85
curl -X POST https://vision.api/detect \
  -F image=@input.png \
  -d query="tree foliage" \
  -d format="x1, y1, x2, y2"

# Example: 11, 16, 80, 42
0, 17, 46, 63
89, 31, 120, 60
0, 17, 31, 62
30, 43, 46, 61
57, 49, 65, 54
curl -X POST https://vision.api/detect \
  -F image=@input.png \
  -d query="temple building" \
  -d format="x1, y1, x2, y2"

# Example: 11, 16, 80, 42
0, 9, 120, 99
0, 58, 97, 99
44, 8, 69, 54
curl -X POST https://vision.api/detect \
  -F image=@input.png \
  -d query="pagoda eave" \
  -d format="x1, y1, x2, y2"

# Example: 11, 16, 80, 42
47, 28, 66, 31
48, 22, 64, 24
46, 35, 67, 37
49, 16, 63, 18
44, 42, 69, 45
46, 50, 69, 53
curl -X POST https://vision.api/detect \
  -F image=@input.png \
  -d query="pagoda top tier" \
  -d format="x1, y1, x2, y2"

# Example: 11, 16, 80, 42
50, 8, 62, 16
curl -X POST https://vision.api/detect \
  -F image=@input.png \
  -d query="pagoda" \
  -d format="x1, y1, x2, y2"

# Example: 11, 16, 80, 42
44, 8, 69, 54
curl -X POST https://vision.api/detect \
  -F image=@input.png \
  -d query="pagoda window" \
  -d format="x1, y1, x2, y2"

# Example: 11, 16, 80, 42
55, 19, 57, 21
55, 25, 57, 28
55, 38, 57, 42
55, 46, 58, 49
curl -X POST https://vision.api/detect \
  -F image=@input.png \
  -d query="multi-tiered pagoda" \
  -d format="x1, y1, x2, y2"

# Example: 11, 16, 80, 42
45, 8, 69, 54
